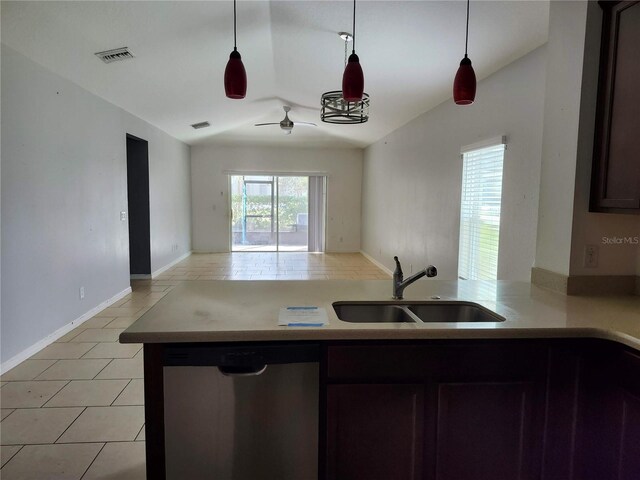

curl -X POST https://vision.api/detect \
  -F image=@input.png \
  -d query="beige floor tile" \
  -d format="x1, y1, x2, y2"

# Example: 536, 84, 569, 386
81, 316, 116, 328
55, 328, 86, 343
57, 406, 144, 443
82, 441, 145, 480
0, 407, 83, 445
70, 328, 124, 343
113, 379, 144, 406
44, 380, 129, 407
0, 443, 102, 479
1, 408, 15, 420
95, 358, 143, 379
135, 425, 145, 441
82, 342, 142, 359
36, 359, 110, 380
31, 342, 97, 360
104, 316, 137, 329
1, 445, 22, 468
1, 381, 68, 408
94, 307, 143, 317
134, 348, 144, 359
0, 360, 57, 381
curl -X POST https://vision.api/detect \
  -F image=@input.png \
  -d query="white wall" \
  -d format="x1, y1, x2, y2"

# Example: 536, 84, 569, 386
361, 47, 546, 281
568, 2, 640, 277
190, 145, 362, 253
1, 45, 191, 365
535, 1, 640, 278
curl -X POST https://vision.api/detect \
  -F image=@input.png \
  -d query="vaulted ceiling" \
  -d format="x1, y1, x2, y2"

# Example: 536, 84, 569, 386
1, 1, 549, 148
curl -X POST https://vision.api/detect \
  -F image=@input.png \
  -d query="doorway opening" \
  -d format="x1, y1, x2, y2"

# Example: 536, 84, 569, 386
230, 175, 326, 252
126, 134, 151, 277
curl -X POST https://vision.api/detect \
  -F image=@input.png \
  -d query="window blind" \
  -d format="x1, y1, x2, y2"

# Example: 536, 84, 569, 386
458, 143, 506, 280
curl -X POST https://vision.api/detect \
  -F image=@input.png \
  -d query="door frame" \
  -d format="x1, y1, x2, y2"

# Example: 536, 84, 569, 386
226, 172, 327, 253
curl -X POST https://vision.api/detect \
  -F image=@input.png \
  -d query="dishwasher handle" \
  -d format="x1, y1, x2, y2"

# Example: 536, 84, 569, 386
218, 365, 268, 377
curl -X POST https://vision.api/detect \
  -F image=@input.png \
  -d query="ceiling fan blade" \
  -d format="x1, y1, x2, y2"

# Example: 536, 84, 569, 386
294, 122, 318, 127
254, 123, 280, 127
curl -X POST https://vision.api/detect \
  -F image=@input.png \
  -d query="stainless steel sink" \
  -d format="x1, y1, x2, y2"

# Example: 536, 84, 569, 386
332, 304, 418, 323
407, 303, 505, 323
333, 301, 505, 323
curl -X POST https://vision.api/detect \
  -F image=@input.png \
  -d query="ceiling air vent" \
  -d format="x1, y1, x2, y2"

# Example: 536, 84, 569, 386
191, 121, 211, 130
95, 47, 135, 64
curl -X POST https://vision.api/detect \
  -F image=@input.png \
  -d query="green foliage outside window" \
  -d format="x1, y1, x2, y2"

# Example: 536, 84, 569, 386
231, 194, 308, 232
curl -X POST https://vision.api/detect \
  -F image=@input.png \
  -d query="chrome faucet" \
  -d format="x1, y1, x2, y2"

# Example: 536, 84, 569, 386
392, 256, 437, 299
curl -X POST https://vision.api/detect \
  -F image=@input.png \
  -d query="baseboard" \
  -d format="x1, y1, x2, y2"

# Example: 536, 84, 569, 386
152, 251, 192, 278
530, 267, 569, 294
0, 286, 132, 375
531, 267, 639, 296
130, 274, 151, 280
360, 250, 393, 276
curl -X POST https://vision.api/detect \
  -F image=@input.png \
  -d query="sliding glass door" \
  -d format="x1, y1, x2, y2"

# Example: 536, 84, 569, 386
231, 175, 318, 252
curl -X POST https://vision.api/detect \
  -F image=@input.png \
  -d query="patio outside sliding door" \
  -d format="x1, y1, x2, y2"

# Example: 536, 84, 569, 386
231, 175, 323, 252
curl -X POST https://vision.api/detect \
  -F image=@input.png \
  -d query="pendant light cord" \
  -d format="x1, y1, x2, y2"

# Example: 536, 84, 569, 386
233, 0, 237, 50
464, 0, 469, 57
352, 0, 356, 54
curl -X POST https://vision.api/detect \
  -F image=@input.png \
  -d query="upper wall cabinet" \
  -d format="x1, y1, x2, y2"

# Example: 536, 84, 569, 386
590, 1, 640, 214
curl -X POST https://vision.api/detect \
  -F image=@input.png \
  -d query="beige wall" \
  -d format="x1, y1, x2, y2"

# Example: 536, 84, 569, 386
361, 47, 546, 280
190, 145, 363, 253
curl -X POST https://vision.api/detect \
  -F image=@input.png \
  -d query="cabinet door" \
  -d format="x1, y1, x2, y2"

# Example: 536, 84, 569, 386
591, 1, 640, 212
428, 382, 538, 480
575, 346, 640, 480
325, 384, 424, 480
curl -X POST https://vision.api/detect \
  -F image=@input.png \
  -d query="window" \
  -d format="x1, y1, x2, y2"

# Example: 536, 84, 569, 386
458, 138, 506, 280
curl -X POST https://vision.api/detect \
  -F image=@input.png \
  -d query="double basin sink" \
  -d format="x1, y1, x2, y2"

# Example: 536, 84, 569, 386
333, 301, 505, 323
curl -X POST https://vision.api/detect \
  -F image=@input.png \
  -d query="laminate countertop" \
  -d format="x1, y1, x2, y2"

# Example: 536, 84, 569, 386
119, 280, 640, 350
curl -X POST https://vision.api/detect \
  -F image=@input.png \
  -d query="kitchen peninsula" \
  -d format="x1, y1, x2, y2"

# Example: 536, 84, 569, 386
120, 280, 640, 480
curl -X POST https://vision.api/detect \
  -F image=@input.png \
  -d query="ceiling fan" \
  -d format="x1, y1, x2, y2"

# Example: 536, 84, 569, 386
254, 106, 317, 135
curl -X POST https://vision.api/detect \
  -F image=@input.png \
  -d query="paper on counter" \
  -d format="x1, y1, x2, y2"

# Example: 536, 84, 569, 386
278, 306, 329, 327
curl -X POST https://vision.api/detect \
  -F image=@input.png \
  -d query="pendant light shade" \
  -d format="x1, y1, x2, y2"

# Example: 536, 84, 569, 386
224, 49, 246, 99
453, 0, 476, 105
224, 0, 246, 99
453, 55, 476, 105
342, 0, 364, 102
342, 53, 364, 102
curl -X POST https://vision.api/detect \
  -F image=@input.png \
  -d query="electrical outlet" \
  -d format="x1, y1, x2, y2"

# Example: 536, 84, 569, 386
584, 245, 599, 268
79, 286, 85, 300
120, 211, 127, 221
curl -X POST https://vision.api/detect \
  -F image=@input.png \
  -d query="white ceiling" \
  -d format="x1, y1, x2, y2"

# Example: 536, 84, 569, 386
1, 1, 549, 148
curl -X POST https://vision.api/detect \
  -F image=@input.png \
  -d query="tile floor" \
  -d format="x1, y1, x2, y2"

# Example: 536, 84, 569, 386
0, 252, 387, 479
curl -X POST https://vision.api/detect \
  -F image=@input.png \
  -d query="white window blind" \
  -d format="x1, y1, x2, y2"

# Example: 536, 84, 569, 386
458, 141, 506, 280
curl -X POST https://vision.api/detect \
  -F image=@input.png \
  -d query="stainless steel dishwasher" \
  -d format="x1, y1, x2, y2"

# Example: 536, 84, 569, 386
163, 343, 319, 480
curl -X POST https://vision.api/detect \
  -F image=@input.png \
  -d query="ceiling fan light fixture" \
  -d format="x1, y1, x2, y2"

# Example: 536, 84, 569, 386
453, 0, 476, 105
224, 0, 246, 99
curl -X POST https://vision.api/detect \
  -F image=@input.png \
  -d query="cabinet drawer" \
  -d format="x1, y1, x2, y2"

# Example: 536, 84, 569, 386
326, 342, 547, 381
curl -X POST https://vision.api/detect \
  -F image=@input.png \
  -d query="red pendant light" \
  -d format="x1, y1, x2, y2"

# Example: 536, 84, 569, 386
453, 0, 476, 105
342, 0, 364, 102
224, 0, 246, 99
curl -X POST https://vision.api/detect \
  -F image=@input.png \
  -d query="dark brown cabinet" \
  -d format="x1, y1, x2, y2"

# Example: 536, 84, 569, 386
590, 1, 640, 213
575, 346, 640, 480
321, 341, 548, 480
326, 384, 424, 480
321, 340, 640, 480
